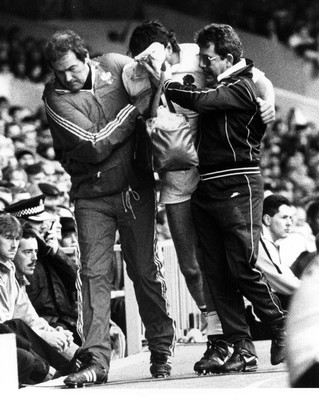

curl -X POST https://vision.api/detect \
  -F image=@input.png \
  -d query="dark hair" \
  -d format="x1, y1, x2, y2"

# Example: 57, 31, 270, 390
25, 162, 44, 176
195, 23, 243, 64
128, 20, 180, 57
0, 213, 22, 238
306, 201, 319, 221
44, 30, 88, 64
20, 222, 37, 240
263, 194, 291, 217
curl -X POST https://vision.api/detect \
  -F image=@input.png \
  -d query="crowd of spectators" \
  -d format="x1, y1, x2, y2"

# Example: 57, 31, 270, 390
261, 105, 319, 207
3, 1, 319, 82
0, 25, 51, 83
150, 0, 319, 77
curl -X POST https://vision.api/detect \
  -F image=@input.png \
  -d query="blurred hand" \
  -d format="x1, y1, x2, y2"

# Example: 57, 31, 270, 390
138, 60, 172, 87
257, 97, 276, 124
44, 227, 59, 255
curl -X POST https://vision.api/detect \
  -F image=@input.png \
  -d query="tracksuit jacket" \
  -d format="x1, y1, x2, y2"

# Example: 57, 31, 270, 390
42, 53, 175, 368
163, 59, 286, 344
163, 59, 266, 180
42, 53, 153, 200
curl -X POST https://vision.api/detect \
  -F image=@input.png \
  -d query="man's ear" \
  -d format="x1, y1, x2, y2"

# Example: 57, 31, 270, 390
226, 53, 234, 67
263, 214, 271, 226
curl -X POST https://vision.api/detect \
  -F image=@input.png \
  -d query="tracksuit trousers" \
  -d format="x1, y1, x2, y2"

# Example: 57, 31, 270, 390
74, 185, 175, 370
192, 173, 285, 346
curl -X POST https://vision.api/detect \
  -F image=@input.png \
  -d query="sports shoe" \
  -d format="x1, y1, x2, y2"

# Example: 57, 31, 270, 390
63, 351, 108, 388
194, 338, 231, 375
221, 339, 258, 373
270, 325, 286, 365
64, 363, 108, 388
150, 351, 171, 378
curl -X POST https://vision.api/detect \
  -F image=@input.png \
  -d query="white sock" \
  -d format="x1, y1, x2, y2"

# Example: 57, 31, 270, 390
206, 311, 223, 336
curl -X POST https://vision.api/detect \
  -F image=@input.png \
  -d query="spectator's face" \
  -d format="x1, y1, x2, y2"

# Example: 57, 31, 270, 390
14, 237, 38, 276
266, 205, 294, 242
27, 219, 48, 236
18, 154, 35, 168
42, 163, 56, 183
10, 169, 27, 189
61, 231, 78, 248
23, 129, 37, 150
198, 42, 230, 86
51, 50, 89, 92
6, 124, 21, 139
0, 232, 20, 263
28, 171, 46, 185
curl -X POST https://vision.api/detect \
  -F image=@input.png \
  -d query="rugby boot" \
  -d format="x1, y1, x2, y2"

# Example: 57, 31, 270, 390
150, 351, 172, 378
270, 325, 286, 365
194, 336, 231, 375
63, 351, 108, 388
221, 339, 258, 373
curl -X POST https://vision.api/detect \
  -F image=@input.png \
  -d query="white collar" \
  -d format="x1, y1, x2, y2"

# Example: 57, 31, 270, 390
217, 58, 247, 82
262, 224, 282, 247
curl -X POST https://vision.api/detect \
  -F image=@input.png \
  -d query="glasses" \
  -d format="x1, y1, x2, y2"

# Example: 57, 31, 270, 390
198, 54, 221, 67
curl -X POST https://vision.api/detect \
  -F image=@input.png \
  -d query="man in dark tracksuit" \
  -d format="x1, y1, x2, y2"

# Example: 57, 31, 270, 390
42, 30, 175, 387
155, 23, 286, 373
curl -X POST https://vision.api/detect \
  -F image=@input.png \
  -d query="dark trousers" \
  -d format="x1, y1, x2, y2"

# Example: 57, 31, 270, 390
192, 174, 285, 345
2, 319, 70, 376
17, 348, 35, 386
74, 185, 175, 370
292, 362, 319, 388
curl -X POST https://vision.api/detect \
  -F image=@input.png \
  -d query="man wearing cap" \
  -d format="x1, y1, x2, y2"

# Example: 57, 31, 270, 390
38, 182, 63, 216
0, 213, 76, 378
60, 216, 78, 249
42, 29, 175, 386
5, 195, 81, 345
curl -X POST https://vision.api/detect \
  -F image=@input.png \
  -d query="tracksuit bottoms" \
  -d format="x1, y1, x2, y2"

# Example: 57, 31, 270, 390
192, 173, 285, 347
74, 185, 175, 370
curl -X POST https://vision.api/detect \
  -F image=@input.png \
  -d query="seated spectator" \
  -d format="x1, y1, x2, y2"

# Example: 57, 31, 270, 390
256, 194, 300, 309
21, 123, 38, 154
10, 186, 31, 203
0, 134, 15, 170
60, 216, 78, 249
15, 148, 36, 169
25, 162, 46, 187
4, 122, 21, 141
6, 195, 126, 355
9, 105, 31, 125
5, 195, 81, 345
0, 213, 76, 382
246, 194, 301, 340
38, 182, 62, 214
40, 161, 58, 184
2, 165, 28, 189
